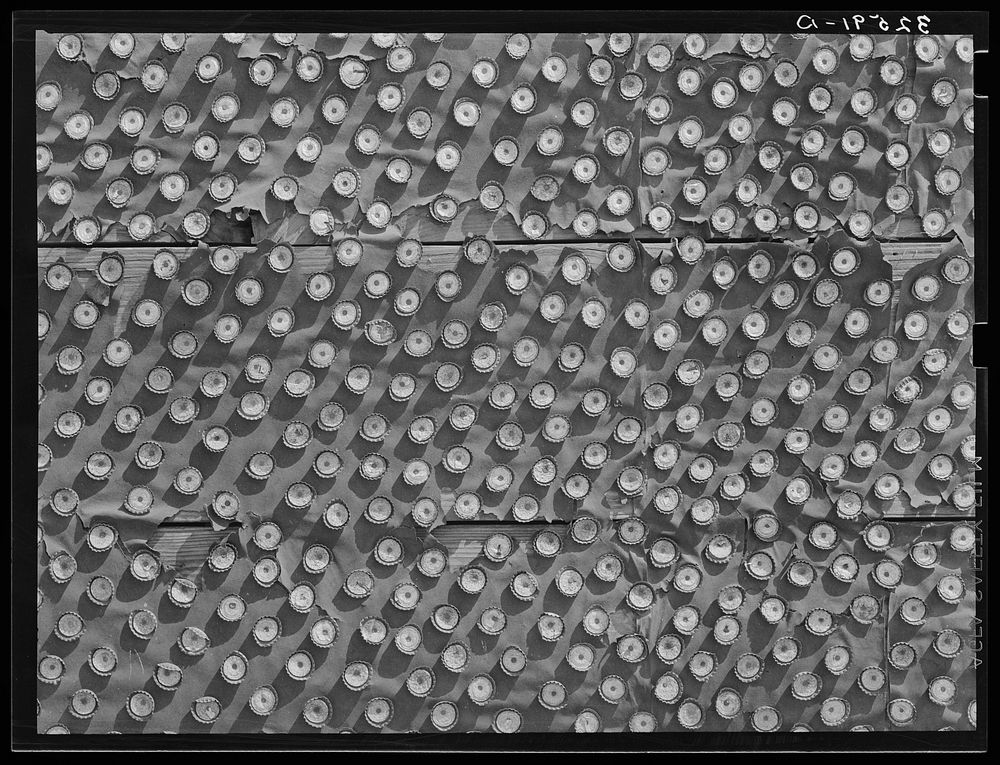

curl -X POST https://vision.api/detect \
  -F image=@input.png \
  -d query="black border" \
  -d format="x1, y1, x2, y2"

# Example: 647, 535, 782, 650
12, 9, 990, 752
9, 11, 995, 34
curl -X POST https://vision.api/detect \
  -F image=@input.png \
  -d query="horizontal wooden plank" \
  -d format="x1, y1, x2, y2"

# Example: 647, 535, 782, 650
146, 526, 232, 572
881, 242, 946, 281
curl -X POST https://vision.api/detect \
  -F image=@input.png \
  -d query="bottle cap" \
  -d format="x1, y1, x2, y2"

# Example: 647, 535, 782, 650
251, 616, 281, 648
923, 117, 954, 153
247, 554, 280, 587
817, 697, 850, 728
717, 471, 748, 501
279, 477, 314, 510
168, 464, 202, 496
80, 518, 115, 554
280, 649, 314, 682
155, 572, 198, 610
681, 648, 715, 682
850, 86, 878, 118
936, 573, 967, 604
244, 685, 278, 718
703, 532, 735, 565
585, 675, 629, 710
526, 680, 568, 718
931, 76, 959, 107
264, 96, 299, 130
193, 533, 234, 573
54, 32, 84, 60
943, 518, 977, 554
628, 710, 656, 733
289, 49, 324, 82
847, 596, 880, 633
887, 698, 916, 726
612, 516, 647, 548
885, 642, 918, 674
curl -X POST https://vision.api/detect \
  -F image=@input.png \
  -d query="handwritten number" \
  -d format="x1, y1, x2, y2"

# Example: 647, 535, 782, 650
801, 13, 927, 36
